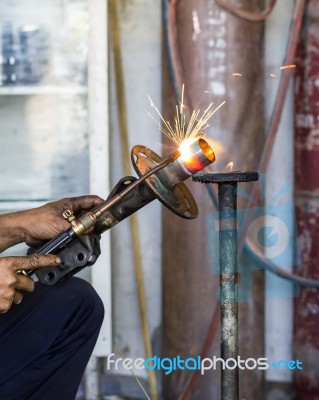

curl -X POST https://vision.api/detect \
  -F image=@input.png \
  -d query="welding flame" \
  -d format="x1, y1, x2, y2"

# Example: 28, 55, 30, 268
178, 138, 198, 162
148, 85, 226, 146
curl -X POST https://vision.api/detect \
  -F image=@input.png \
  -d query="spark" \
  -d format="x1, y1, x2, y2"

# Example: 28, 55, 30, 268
148, 85, 226, 146
232, 72, 242, 77
226, 161, 234, 171
270, 73, 277, 78
280, 64, 296, 70
221, 161, 234, 172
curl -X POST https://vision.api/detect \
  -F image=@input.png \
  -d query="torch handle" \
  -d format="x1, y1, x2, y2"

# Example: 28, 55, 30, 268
26, 228, 77, 276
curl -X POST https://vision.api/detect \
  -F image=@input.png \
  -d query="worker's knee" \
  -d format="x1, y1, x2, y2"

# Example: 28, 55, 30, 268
33, 277, 105, 334
53, 277, 104, 328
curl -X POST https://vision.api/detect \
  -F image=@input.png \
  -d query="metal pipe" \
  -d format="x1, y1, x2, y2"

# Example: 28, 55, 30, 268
219, 182, 239, 400
193, 171, 258, 400
162, 138, 215, 187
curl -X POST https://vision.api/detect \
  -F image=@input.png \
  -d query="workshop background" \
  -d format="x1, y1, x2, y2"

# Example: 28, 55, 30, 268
0, 0, 318, 399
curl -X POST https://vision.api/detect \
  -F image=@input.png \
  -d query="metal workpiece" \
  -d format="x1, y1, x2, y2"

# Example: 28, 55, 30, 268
79, 148, 181, 234
193, 171, 259, 400
162, 138, 216, 187
94, 181, 155, 234
131, 139, 215, 219
131, 145, 196, 217
94, 148, 181, 218
95, 138, 216, 232
180, 137, 216, 174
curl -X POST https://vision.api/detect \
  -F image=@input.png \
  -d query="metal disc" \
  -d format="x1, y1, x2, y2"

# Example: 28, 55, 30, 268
131, 145, 198, 219
193, 171, 259, 183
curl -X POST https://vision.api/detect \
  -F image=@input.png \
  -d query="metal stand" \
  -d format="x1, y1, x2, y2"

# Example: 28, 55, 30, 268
193, 171, 258, 400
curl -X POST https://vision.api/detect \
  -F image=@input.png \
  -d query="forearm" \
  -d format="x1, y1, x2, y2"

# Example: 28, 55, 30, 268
0, 211, 26, 252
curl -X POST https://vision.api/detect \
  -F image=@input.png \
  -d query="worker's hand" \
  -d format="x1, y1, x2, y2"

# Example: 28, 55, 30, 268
19, 196, 103, 246
0, 254, 60, 313
0, 196, 103, 252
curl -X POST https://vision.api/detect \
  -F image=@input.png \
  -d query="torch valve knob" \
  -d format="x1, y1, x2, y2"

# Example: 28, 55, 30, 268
62, 209, 76, 224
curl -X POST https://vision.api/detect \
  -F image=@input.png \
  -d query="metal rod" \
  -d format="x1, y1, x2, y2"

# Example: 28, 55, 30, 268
192, 171, 258, 400
218, 182, 239, 400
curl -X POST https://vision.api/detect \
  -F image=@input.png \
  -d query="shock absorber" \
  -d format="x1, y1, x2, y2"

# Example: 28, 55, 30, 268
25, 137, 215, 285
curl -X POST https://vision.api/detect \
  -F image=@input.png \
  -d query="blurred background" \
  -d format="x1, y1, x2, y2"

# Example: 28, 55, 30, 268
0, 0, 318, 399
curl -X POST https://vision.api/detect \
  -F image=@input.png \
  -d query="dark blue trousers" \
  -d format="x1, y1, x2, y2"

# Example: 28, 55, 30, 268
0, 277, 104, 400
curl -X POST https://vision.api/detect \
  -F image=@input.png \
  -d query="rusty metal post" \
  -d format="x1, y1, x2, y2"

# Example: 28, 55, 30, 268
219, 182, 239, 400
294, 0, 319, 397
193, 171, 259, 400
218, 182, 239, 400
